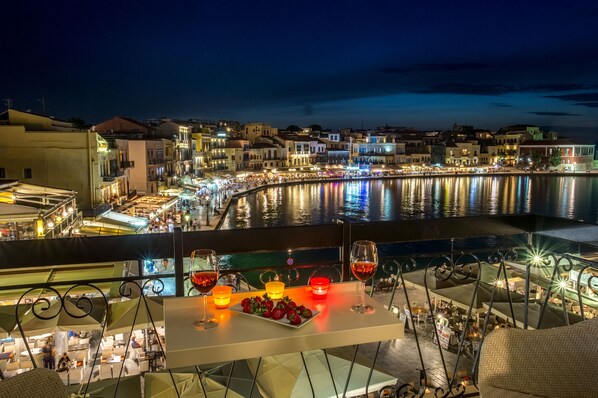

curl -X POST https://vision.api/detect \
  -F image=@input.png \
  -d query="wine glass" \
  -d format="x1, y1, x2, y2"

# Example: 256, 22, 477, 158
350, 240, 378, 314
189, 249, 219, 329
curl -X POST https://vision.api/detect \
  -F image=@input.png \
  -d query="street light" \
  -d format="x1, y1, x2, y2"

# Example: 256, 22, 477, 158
203, 194, 210, 226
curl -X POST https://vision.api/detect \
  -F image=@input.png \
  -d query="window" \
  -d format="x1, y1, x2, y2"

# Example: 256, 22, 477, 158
0, 168, 5, 178
24, 168, 32, 178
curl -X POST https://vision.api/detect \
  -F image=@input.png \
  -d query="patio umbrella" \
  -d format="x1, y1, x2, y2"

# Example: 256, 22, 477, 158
431, 282, 526, 312
106, 297, 164, 334
0, 304, 30, 337
65, 375, 142, 398
17, 300, 102, 336
246, 350, 397, 398
144, 372, 244, 398
483, 302, 584, 330
401, 263, 520, 292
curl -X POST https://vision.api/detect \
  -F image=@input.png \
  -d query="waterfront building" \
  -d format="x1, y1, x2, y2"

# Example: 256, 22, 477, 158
0, 109, 109, 212
126, 139, 176, 194
445, 141, 481, 166
493, 128, 531, 166
352, 134, 404, 166
519, 139, 595, 171
272, 134, 321, 168
223, 139, 249, 172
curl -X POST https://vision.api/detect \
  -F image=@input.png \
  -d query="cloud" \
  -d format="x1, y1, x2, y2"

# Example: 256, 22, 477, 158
302, 104, 314, 116
544, 92, 598, 109
416, 83, 594, 96
528, 111, 582, 117
382, 63, 488, 74
545, 92, 598, 102
416, 84, 506, 95
493, 102, 513, 108
576, 102, 598, 108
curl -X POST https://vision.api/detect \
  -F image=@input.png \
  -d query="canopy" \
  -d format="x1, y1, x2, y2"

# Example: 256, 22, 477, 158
0, 304, 30, 338
17, 300, 102, 336
431, 282, 526, 312
246, 350, 397, 398
107, 297, 164, 334
65, 375, 142, 398
0, 263, 118, 301
144, 373, 244, 398
483, 302, 584, 330
401, 262, 521, 292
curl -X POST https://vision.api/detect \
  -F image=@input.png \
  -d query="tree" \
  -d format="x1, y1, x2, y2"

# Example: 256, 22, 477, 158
549, 147, 562, 167
308, 124, 323, 132
67, 117, 91, 130
286, 125, 302, 132
530, 151, 542, 168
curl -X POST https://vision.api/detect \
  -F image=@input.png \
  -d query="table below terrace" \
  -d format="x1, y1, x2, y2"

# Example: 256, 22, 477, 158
164, 281, 405, 369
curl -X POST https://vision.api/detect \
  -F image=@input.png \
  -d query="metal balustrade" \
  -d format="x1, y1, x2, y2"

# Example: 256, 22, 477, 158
0, 214, 597, 397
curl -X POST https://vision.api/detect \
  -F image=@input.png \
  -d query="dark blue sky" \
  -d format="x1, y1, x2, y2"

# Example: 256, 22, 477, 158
3, 1, 598, 142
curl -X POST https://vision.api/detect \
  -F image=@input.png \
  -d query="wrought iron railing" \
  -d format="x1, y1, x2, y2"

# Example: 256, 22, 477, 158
0, 215, 597, 397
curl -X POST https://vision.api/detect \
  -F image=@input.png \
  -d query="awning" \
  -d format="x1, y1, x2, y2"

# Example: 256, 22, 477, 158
98, 211, 148, 231
0, 263, 121, 302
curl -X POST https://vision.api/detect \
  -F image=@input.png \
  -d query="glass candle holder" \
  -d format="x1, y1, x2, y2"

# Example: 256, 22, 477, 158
265, 281, 285, 300
309, 277, 331, 299
212, 285, 233, 309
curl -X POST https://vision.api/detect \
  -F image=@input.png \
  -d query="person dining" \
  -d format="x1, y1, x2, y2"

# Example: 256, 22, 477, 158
56, 352, 71, 372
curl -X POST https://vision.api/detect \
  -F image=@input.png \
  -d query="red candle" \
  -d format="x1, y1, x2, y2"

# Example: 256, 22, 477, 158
310, 277, 331, 299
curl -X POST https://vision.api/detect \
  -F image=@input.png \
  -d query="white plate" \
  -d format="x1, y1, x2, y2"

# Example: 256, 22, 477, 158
228, 302, 320, 329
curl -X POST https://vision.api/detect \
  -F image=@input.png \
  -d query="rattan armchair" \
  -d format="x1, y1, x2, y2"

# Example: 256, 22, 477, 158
478, 318, 598, 397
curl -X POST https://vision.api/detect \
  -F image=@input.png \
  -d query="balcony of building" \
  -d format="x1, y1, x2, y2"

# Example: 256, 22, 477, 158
0, 215, 597, 397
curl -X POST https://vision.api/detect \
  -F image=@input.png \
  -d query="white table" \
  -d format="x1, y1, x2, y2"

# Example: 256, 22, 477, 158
164, 282, 404, 368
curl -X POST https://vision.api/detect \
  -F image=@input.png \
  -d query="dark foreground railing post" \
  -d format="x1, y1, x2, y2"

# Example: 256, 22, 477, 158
339, 219, 352, 281
173, 227, 185, 296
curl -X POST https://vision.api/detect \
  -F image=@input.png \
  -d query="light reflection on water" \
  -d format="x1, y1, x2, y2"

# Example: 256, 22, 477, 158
220, 175, 598, 229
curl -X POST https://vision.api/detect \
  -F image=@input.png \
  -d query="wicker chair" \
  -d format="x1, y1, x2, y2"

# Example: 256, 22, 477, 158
478, 318, 598, 398
0, 368, 67, 398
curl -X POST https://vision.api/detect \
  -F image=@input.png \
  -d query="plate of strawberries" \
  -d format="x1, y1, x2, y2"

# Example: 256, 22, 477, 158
229, 294, 319, 328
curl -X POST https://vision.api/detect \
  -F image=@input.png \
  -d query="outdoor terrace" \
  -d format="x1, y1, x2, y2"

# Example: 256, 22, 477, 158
0, 214, 597, 397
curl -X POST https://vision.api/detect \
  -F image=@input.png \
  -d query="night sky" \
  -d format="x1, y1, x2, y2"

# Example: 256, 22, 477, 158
3, 1, 598, 143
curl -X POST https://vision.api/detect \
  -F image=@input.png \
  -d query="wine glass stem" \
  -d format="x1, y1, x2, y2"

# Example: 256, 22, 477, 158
361, 281, 366, 308
202, 294, 208, 322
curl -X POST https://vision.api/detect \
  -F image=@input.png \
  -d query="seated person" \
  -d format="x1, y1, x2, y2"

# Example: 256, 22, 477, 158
56, 352, 71, 372
130, 336, 142, 349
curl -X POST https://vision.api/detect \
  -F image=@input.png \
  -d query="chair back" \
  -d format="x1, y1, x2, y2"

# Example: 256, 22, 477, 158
0, 368, 67, 398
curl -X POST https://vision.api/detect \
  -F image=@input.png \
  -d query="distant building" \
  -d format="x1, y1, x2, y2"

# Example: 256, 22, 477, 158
0, 109, 110, 212
93, 116, 155, 137
242, 122, 278, 144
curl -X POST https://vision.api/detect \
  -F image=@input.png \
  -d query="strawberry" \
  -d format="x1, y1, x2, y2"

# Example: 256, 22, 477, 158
263, 309, 272, 318
286, 309, 297, 320
271, 307, 285, 320
289, 313, 302, 326
287, 301, 297, 309
242, 305, 252, 314
296, 305, 305, 313
301, 308, 313, 318
241, 298, 251, 307
264, 300, 274, 310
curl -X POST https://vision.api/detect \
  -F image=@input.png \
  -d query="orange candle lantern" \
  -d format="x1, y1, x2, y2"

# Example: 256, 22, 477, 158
309, 277, 331, 299
212, 285, 233, 308
265, 281, 285, 300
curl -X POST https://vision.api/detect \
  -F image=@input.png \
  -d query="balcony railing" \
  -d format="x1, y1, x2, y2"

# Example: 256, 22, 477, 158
0, 215, 597, 397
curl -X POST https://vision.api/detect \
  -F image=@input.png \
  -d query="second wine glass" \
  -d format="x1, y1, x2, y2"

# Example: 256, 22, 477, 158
350, 240, 378, 314
189, 249, 219, 330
